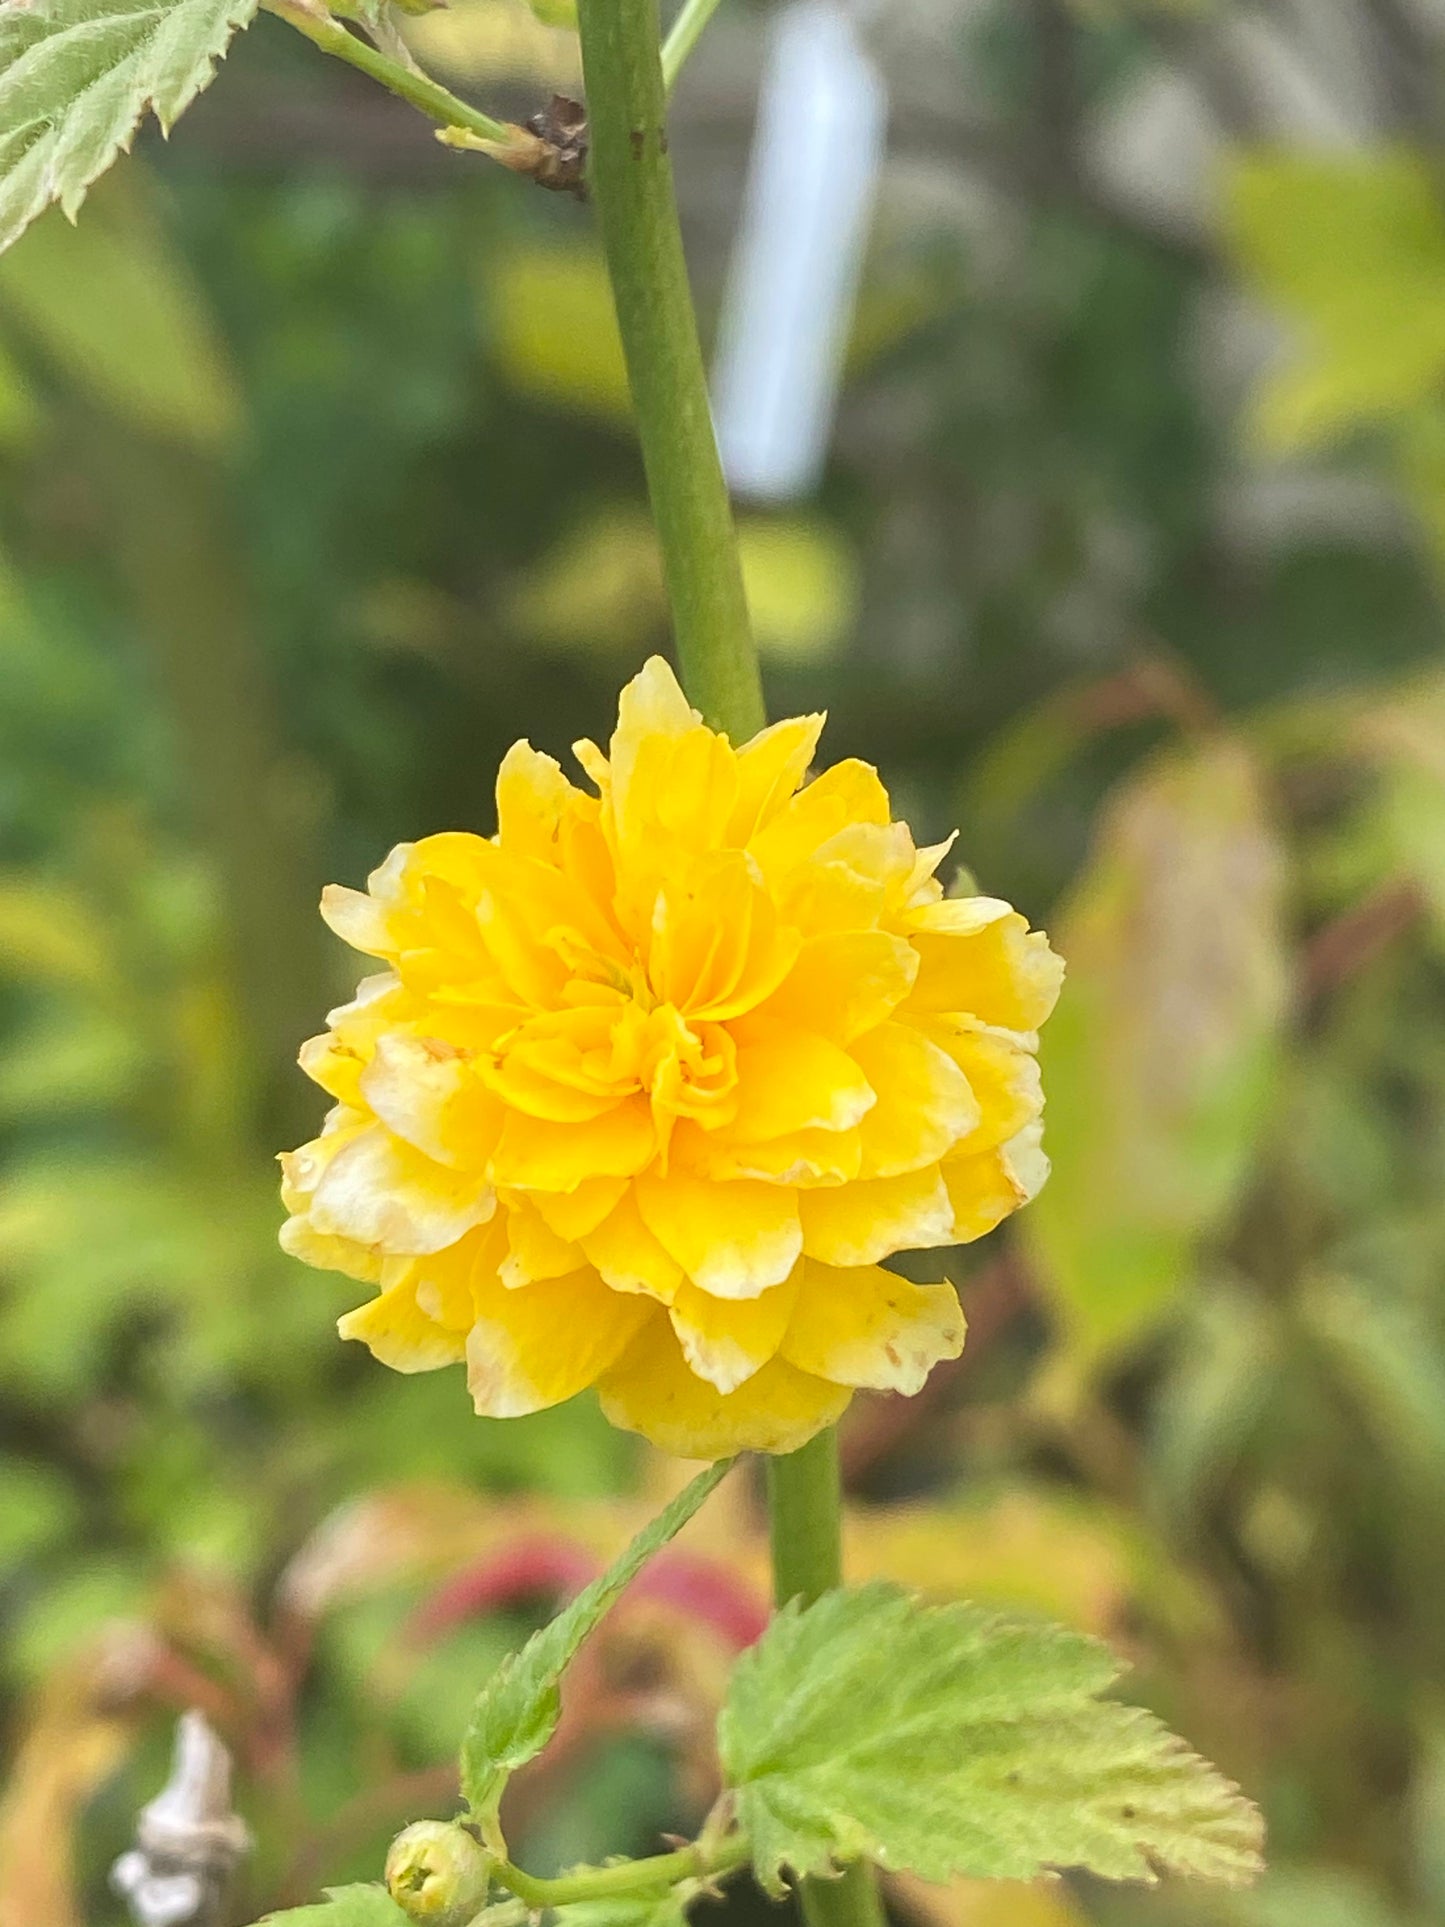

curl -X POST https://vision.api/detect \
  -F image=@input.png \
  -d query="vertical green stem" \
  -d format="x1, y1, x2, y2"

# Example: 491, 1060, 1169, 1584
576, 8, 881, 1922
576, 0, 763, 740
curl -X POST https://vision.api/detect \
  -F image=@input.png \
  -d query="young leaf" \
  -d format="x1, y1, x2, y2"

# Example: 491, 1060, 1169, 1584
257, 1886, 412, 1925
718, 1582, 1264, 1893
460, 1457, 733, 1819
0, 0, 260, 255
553, 1895, 692, 1927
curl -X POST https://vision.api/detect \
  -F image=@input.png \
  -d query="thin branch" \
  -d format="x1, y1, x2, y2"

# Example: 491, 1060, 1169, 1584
661, 0, 725, 95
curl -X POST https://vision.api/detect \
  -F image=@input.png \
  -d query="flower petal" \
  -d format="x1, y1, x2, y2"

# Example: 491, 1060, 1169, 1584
360, 1033, 501, 1169
905, 898, 1064, 1031
490, 1099, 656, 1190
943, 1118, 1051, 1242
729, 712, 824, 842
598, 1311, 850, 1455
581, 1190, 685, 1302
495, 740, 581, 862
798, 1166, 954, 1267
668, 1272, 800, 1393
755, 931, 918, 1045
849, 1022, 979, 1179
338, 1275, 467, 1372
636, 1171, 802, 1299
919, 1017, 1044, 1154
501, 1200, 584, 1287
530, 1176, 629, 1242
724, 1030, 875, 1142
780, 1259, 965, 1393
466, 1267, 652, 1417
308, 1124, 494, 1256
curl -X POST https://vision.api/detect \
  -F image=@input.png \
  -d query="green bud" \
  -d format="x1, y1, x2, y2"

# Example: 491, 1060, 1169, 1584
385, 1822, 493, 1924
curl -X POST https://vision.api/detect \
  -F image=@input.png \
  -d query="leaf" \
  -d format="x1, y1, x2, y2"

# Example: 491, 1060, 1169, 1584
0, 0, 259, 255
1022, 739, 1288, 1375
718, 1582, 1263, 1894
257, 1888, 411, 1926
459, 1458, 733, 1818
1225, 152, 1445, 451
555, 1894, 692, 1927
0, 170, 239, 445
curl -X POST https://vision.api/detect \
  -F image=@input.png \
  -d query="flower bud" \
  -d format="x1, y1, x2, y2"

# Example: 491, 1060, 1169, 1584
385, 1821, 492, 1924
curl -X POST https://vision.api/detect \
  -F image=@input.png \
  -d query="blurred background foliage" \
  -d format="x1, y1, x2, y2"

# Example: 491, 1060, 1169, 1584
5, 1, 1445, 1925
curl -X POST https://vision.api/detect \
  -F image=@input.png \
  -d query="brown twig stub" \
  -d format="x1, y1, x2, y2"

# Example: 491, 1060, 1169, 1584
445, 94, 590, 195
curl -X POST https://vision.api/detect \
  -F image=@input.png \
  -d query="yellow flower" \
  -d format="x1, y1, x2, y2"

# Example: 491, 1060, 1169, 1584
279, 658, 1062, 1457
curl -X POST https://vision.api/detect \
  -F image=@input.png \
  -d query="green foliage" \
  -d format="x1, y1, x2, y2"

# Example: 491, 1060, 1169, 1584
1023, 740, 1288, 1372
1226, 152, 1445, 452
259, 1887, 412, 1926
0, 171, 239, 445
0, 0, 258, 254
555, 1896, 692, 1927
459, 1459, 733, 1821
718, 1582, 1264, 1894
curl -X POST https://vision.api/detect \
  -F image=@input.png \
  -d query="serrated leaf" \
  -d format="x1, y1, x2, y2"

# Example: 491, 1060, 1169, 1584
0, 0, 260, 255
718, 1582, 1263, 1893
555, 1893, 692, 1927
459, 1457, 732, 1818
256, 1886, 411, 1925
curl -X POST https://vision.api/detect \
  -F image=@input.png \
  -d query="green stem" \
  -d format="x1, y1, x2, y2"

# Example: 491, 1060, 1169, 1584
577, 6, 876, 1921
576, 0, 763, 739
660, 0, 726, 94
495, 1837, 751, 1908
768, 1433, 886, 1927
266, 0, 513, 145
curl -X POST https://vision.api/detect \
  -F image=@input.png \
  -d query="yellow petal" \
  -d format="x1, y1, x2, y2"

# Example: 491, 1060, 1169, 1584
279, 1216, 384, 1284
339, 1275, 467, 1372
781, 1259, 965, 1393
755, 931, 918, 1045
501, 1199, 584, 1287
725, 1029, 875, 1141
320, 881, 395, 958
495, 739, 581, 861
919, 1017, 1044, 1155
489, 1098, 656, 1190
636, 1170, 802, 1299
729, 712, 824, 842
668, 1272, 800, 1393
849, 1022, 979, 1179
307, 1123, 494, 1255
581, 1189, 685, 1302
943, 1119, 1050, 1242
905, 898, 1064, 1031
676, 1120, 863, 1185
598, 1311, 851, 1455
750, 759, 892, 879
798, 1166, 954, 1267
359, 1032, 501, 1168
531, 1176, 629, 1241
466, 1267, 652, 1417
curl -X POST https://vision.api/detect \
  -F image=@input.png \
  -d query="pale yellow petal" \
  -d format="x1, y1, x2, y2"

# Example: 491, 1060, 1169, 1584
598, 1311, 851, 1456
668, 1272, 799, 1393
798, 1166, 954, 1267
531, 1176, 629, 1242
359, 1033, 500, 1169
320, 882, 395, 958
780, 1259, 965, 1393
754, 931, 918, 1045
279, 1216, 384, 1284
919, 1017, 1044, 1155
729, 712, 824, 841
495, 740, 580, 861
636, 1171, 802, 1299
308, 1123, 494, 1256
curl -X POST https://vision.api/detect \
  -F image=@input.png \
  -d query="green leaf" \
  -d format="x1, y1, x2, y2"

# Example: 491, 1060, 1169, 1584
1225, 151, 1445, 451
1022, 739, 1287, 1376
0, 170, 240, 445
554, 1895, 692, 1927
459, 1457, 733, 1818
718, 1582, 1263, 1893
257, 1886, 412, 1925
0, 0, 260, 255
